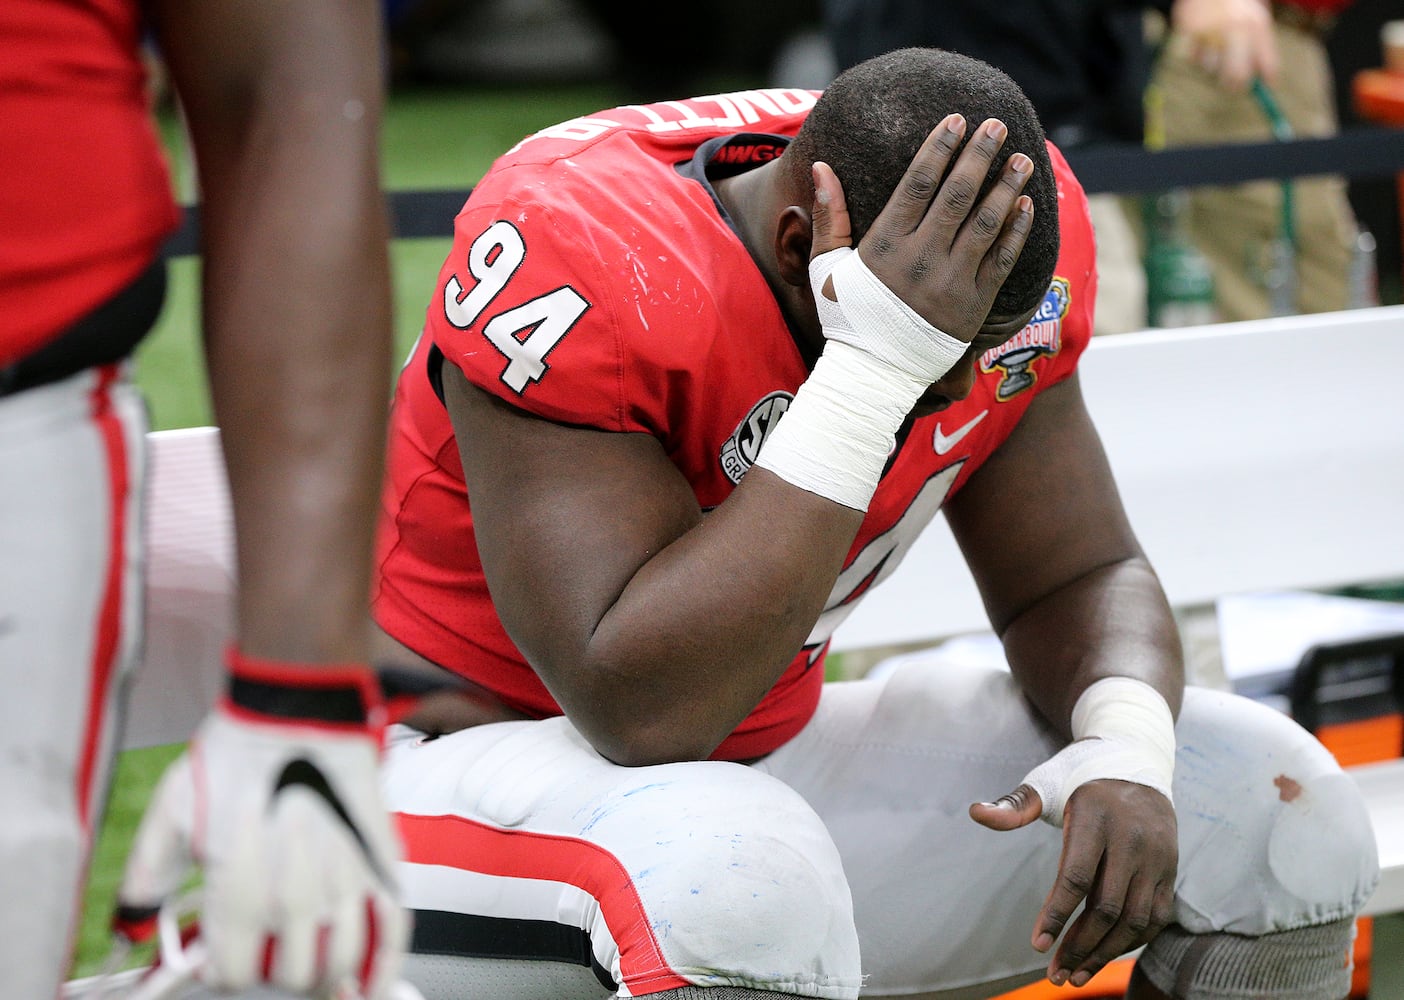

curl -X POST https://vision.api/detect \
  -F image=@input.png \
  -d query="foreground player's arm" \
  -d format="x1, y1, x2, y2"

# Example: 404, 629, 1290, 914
946, 375, 1184, 723
447, 118, 1032, 766
148, 0, 393, 661
945, 376, 1182, 987
117, 4, 406, 996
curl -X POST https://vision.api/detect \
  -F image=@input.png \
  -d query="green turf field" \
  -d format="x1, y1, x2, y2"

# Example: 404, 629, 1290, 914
72, 82, 623, 980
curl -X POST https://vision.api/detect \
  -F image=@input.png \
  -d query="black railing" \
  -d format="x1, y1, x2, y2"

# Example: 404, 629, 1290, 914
162, 124, 1404, 257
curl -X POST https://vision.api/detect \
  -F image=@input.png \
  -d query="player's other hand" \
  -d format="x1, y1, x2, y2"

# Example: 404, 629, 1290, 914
114, 650, 409, 999
810, 114, 1035, 344
971, 776, 1177, 988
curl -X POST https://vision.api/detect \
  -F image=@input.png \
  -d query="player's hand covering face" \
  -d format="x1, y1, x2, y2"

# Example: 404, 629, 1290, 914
810, 114, 1036, 346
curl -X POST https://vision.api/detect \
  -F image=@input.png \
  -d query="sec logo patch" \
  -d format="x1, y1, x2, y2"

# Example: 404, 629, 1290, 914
720, 391, 792, 484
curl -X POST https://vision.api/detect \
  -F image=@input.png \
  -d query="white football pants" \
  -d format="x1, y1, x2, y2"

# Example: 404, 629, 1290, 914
383, 653, 1380, 999
0, 364, 148, 999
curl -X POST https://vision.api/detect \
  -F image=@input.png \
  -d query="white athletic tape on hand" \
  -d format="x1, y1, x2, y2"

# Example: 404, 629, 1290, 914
755, 341, 925, 510
1022, 677, 1177, 827
809, 247, 970, 383
753, 248, 970, 510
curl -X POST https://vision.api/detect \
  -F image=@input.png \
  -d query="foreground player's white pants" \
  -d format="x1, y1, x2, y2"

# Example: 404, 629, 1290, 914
0, 365, 147, 999
384, 655, 1380, 999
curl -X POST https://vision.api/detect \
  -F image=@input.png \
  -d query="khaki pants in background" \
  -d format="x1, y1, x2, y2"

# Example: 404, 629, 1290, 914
1087, 192, 1150, 335
1152, 19, 1359, 322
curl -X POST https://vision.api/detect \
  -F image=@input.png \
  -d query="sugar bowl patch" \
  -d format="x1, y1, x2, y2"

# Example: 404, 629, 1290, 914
979, 276, 1069, 401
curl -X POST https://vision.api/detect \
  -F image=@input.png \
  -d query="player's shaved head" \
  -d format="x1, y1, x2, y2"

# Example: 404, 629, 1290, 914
785, 46, 1060, 322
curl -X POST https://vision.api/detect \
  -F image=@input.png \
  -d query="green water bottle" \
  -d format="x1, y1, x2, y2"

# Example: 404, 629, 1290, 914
1143, 189, 1218, 328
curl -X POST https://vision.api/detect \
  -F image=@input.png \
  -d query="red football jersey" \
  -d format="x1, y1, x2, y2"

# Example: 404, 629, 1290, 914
0, 0, 179, 366
375, 90, 1096, 760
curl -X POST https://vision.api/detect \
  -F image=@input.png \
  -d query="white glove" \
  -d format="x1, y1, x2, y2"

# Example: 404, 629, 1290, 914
103, 890, 426, 1000
115, 650, 409, 999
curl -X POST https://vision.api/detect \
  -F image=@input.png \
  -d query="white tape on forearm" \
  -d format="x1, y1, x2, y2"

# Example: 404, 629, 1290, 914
1022, 677, 1177, 827
752, 248, 972, 510
754, 341, 925, 510
810, 247, 970, 383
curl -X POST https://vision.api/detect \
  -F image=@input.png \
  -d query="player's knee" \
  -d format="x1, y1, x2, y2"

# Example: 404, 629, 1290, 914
1171, 689, 1380, 937
634, 764, 861, 997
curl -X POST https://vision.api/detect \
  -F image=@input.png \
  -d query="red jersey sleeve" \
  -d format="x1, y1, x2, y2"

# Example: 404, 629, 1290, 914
426, 92, 817, 445
429, 190, 631, 431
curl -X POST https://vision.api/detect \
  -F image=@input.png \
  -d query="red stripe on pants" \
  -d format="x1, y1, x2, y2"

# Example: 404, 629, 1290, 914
77, 363, 129, 829
398, 812, 692, 995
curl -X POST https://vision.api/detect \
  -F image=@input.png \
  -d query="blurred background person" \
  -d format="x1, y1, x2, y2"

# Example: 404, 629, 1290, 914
819, 0, 1280, 335
1150, 0, 1370, 321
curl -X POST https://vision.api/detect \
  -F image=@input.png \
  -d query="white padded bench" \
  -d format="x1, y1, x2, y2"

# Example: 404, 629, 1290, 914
123, 307, 1404, 980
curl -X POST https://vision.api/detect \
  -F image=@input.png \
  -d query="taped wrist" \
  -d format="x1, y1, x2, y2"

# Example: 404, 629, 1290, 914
754, 341, 926, 510
224, 645, 384, 731
809, 247, 970, 381
1023, 677, 1177, 826
753, 248, 970, 510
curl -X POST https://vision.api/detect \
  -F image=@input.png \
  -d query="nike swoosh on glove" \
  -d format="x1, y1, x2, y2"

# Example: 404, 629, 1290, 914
114, 648, 410, 998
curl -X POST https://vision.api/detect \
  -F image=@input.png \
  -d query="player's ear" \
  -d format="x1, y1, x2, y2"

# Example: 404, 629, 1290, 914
774, 205, 812, 288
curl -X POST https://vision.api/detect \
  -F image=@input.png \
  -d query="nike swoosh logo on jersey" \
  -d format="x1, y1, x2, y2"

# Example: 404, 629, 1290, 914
933, 410, 989, 455
273, 758, 389, 883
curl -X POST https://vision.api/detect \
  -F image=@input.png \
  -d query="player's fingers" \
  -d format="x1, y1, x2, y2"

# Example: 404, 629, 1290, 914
809, 161, 853, 263
200, 913, 264, 992
201, 820, 270, 990
977, 194, 1034, 293
1075, 873, 1170, 985
321, 865, 364, 995
1051, 866, 1146, 987
270, 795, 330, 992
951, 149, 1032, 266
866, 113, 966, 239
927, 118, 1008, 234
969, 782, 1043, 832
941, 146, 1032, 267
115, 755, 197, 937
323, 825, 396, 997
1151, 879, 1177, 944
271, 919, 320, 994
1032, 823, 1104, 956
361, 891, 412, 1000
